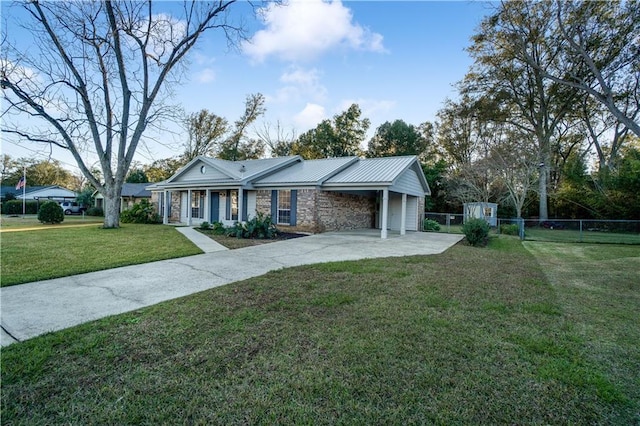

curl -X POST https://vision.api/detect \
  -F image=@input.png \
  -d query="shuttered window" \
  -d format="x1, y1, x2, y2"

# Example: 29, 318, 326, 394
277, 190, 291, 225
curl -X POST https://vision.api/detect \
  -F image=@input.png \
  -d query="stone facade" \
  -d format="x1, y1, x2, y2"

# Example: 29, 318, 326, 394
151, 191, 182, 223
157, 188, 424, 232
255, 189, 375, 233
315, 191, 375, 232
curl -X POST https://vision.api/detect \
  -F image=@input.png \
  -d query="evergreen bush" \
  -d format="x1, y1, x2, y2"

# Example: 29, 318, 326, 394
462, 218, 490, 247
86, 207, 104, 216
120, 199, 161, 224
423, 219, 441, 231
224, 213, 277, 239
500, 223, 519, 236
3, 200, 38, 215
211, 221, 226, 235
38, 201, 64, 224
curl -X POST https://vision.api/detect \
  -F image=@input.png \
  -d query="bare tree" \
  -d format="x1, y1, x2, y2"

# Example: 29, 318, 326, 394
521, 1, 640, 137
1, 1, 243, 227
489, 132, 540, 218
256, 121, 297, 157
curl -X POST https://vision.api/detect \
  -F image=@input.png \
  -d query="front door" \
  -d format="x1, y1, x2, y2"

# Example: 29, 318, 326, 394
210, 192, 219, 222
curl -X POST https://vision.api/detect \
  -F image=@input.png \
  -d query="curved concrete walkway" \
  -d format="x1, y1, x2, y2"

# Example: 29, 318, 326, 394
1, 229, 463, 346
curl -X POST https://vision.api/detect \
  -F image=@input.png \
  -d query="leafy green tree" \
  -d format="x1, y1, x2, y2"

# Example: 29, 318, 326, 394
218, 93, 266, 161
3, 158, 73, 188
126, 168, 149, 183
464, 1, 581, 220
143, 158, 184, 182
367, 119, 431, 159
422, 159, 450, 212
293, 104, 370, 159
182, 109, 229, 162
76, 187, 95, 208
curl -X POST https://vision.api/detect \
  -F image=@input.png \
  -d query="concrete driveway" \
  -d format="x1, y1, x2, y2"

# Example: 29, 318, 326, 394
1, 230, 463, 346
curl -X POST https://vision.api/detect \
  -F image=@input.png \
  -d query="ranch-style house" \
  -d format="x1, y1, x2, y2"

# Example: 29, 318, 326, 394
147, 155, 430, 239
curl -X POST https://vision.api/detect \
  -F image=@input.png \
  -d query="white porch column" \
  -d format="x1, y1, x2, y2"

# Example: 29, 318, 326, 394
237, 187, 244, 223
381, 188, 389, 239
400, 193, 407, 236
163, 190, 169, 225
187, 189, 192, 226
205, 189, 210, 223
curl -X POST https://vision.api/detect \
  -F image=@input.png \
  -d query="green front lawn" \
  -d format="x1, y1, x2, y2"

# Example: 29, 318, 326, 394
0, 214, 103, 229
524, 227, 640, 244
2, 238, 638, 424
1, 224, 202, 286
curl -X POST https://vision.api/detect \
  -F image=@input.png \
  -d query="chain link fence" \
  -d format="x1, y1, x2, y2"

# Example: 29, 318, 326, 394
424, 212, 640, 244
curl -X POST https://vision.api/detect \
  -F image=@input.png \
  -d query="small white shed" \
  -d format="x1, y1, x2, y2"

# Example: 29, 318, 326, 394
464, 202, 498, 227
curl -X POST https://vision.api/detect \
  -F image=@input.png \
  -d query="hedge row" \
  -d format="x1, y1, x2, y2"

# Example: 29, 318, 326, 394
1, 200, 39, 215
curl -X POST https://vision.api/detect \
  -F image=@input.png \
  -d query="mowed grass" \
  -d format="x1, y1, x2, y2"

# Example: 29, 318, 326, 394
0, 214, 103, 229
2, 238, 638, 424
1, 224, 202, 286
525, 227, 640, 244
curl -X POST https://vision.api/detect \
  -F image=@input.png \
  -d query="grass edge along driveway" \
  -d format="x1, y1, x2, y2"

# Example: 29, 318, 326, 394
1, 224, 202, 286
1, 237, 638, 424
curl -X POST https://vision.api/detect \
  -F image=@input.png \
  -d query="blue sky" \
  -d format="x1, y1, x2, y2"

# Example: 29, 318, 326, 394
2, 1, 495, 172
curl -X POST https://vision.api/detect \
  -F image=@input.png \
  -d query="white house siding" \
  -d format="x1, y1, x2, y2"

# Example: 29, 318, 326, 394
218, 191, 229, 224
247, 191, 257, 220
385, 193, 419, 232
181, 161, 229, 181
406, 196, 418, 231
180, 192, 188, 223
390, 168, 424, 197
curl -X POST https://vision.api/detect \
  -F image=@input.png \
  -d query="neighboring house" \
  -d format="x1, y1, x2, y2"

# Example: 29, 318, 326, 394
147, 155, 430, 239
464, 202, 498, 227
94, 183, 152, 212
11, 185, 77, 203
1, 186, 19, 201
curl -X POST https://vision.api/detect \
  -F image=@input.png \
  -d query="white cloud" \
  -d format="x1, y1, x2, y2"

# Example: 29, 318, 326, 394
336, 98, 396, 118
127, 13, 188, 62
243, 0, 386, 63
269, 66, 327, 104
195, 68, 216, 83
294, 103, 327, 130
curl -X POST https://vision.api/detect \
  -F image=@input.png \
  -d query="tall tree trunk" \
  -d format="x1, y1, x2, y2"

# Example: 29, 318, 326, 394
103, 186, 122, 228
538, 150, 550, 221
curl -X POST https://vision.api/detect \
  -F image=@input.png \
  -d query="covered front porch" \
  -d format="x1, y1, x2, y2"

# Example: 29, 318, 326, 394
156, 187, 254, 227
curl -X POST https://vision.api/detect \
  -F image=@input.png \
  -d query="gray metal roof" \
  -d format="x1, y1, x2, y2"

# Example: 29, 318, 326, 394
149, 155, 429, 195
255, 157, 357, 185
200, 156, 300, 181
121, 183, 152, 197
324, 156, 417, 184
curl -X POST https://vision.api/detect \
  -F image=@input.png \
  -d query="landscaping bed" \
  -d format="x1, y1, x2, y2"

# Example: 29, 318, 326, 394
197, 229, 308, 249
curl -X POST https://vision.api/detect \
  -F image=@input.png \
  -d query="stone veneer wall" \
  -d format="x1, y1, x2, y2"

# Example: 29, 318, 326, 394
255, 189, 375, 233
316, 191, 375, 232
170, 192, 181, 222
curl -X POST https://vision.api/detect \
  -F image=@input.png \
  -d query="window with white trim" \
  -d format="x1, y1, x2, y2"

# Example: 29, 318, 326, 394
277, 190, 291, 225
231, 190, 238, 221
191, 191, 204, 219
